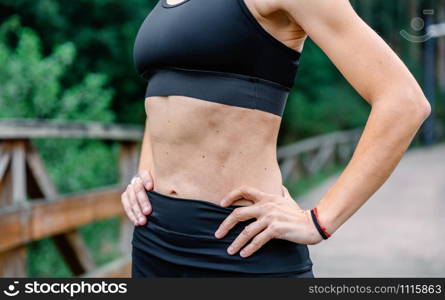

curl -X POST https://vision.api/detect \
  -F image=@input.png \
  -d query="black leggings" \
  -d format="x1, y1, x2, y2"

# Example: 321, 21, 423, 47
131, 190, 314, 278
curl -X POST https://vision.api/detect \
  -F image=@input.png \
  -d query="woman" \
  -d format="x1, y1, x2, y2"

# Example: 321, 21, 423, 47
122, 0, 431, 277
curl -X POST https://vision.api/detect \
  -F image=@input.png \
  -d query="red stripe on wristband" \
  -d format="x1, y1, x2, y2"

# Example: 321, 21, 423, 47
313, 207, 331, 238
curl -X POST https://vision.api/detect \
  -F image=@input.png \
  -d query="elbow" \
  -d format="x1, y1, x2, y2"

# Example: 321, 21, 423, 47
408, 91, 432, 123
418, 97, 432, 121
377, 86, 432, 124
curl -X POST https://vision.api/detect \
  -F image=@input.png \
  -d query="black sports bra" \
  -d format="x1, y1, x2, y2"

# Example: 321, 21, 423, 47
133, 0, 301, 116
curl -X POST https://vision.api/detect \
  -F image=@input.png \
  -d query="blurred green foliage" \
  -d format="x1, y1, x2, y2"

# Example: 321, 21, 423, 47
0, 16, 117, 193
281, 41, 371, 142
1, 0, 442, 132
0, 16, 121, 276
0, 16, 115, 121
33, 139, 118, 194
28, 238, 72, 277
0, 0, 155, 123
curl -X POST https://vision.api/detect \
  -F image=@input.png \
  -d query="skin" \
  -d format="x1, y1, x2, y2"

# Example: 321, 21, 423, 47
121, 0, 431, 258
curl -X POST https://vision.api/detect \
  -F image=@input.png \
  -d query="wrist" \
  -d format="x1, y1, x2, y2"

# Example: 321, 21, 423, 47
314, 204, 337, 236
304, 209, 324, 244
311, 207, 332, 240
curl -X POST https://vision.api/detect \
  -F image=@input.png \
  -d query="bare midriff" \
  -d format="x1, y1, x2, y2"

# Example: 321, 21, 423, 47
145, 95, 283, 206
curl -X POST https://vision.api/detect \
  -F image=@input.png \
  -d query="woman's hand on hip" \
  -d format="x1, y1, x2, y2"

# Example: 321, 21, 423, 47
214, 185, 322, 257
121, 170, 153, 226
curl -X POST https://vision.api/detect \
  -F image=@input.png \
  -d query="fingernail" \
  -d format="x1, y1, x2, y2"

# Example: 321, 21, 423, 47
240, 250, 247, 257
138, 217, 145, 224
143, 206, 150, 213
227, 246, 234, 255
214, 230, 221, 238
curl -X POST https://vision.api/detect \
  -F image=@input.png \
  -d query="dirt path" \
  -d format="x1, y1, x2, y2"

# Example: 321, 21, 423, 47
296, 144, 445, 277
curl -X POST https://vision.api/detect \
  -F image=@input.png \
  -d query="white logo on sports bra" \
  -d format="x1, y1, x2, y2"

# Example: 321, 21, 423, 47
164, 0, 189, 6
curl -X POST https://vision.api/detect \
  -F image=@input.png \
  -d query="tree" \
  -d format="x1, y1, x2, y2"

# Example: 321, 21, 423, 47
0, 0, 157, 123
0, 17, 118, 193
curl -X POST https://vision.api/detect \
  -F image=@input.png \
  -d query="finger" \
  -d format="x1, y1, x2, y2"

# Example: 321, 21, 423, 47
121, 192, 138, 225
226, 220, 267, 255
139, 170, 153, 190
128, 185, 146, 225
215, 206, 262, 239
220, 185, 268, 207
133, 178, 152, 215
239, 228, 274, 258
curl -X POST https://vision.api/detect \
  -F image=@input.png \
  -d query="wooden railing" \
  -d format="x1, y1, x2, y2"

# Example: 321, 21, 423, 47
0, 119, 143, 277
0, 119, 362, 277
278, 128, 362, 182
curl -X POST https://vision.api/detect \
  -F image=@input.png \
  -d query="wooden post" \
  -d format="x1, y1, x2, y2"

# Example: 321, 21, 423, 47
11, 141, 27, 204
0, 247, 27, 278
118, 142, 139, 256
307, 143, 336, 174
0, 140, 27, 276
0, 140, 100, 276
0, 142, 13, 208
22, 142, 99, 276
0, 145, 10, 182
53, 230, 96, 276
25, 142, 58, 200
119, 142, 139, 184
337, 142, 352, 163
0, 119, 144, 278
0, 143, 28, 276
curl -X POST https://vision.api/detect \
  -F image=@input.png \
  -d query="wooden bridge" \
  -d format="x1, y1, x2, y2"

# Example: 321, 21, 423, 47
0, 119, 143, 277
0, 119, 362, 277
300, 143, 445, 277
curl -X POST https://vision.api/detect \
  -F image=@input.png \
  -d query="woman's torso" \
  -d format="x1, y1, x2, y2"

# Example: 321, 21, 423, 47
145, 95, 282, 204
135, 0, 306, 205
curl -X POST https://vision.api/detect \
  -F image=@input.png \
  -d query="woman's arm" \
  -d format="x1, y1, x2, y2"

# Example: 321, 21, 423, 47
284, 0, 431, 234
121, 117, 154, 226
215, 0, 431, 257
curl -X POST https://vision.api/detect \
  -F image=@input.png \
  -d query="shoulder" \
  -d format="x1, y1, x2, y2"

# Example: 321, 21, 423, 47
275, 0, 351, 12
274, 0, 356, 27
244, 0, 284, 18
250, 0, 356, 33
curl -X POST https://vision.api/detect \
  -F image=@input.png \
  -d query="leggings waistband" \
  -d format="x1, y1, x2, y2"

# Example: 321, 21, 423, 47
132, 190, 313, 274
145, 190, 252, 239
